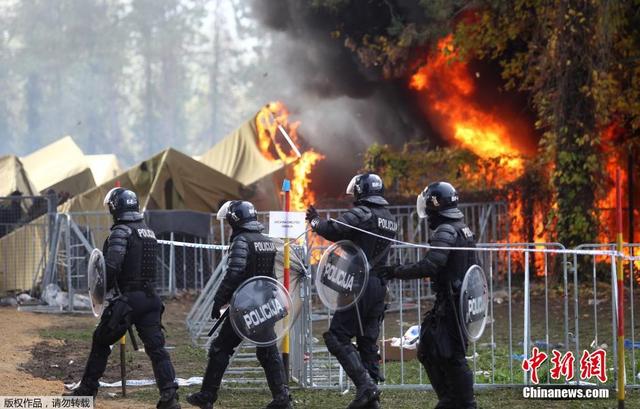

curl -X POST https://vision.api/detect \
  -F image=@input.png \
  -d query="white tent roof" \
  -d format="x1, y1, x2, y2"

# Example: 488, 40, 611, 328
21, 136, 96, 195
86, 154, 122, 186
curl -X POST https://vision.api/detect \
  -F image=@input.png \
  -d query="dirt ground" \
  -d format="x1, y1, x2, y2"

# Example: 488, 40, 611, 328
0, 306, 148, 408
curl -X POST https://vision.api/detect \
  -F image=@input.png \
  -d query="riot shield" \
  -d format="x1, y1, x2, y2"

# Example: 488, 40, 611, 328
459, 264, 489, 342
228, 276, 293, 347
315, 240, 369, 311
88, 248, 107, 318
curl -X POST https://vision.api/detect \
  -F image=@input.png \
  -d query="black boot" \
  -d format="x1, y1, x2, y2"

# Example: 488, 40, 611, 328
186, 392, 216, 409
257, 347, 292, 409
187, 348, 229, 409
338, 350, 380, 409
157, 388, 181, 409
63, 383, 97, 398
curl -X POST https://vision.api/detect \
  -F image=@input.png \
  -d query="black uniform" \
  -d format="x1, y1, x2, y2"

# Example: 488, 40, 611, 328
314, 202, 397, 384
78, 218, 178, 397
388, 216, 477, 409
197, 221, 290, 408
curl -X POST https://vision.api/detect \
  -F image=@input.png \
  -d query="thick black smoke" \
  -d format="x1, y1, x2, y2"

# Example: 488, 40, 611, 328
249, 0, 431, 198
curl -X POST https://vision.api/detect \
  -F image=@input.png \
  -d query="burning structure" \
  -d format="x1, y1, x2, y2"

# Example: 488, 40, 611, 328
250, 1, 638, 249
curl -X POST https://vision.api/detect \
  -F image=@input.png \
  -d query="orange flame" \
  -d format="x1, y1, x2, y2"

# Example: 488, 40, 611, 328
255, 101, 324, 210
410, 35, 525, 177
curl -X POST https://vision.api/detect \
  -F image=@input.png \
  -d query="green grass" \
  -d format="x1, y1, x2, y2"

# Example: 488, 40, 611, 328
123, 384, 640, 408
40, 325, 94, 342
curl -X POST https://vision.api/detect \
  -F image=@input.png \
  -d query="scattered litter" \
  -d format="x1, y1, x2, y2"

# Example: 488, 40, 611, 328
492, 290, 509, 304
533, 340, 563, 349
0, 296, 17, 306
42, 284, 91, 309
567, 380, 596, 386
466, 352, 479, 360
475, 370, 490, 377
50, 364, 59, 368
589, 339, 605, 349
68, 360, 74, 365
587, 298, 605, 306
388, 325, 419, 349
16, 293, 33, 303
624, 340, 640, 350
66, 377, 207, 389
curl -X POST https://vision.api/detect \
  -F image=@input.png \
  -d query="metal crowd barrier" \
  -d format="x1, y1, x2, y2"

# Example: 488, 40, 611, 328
183, 239, 638, 391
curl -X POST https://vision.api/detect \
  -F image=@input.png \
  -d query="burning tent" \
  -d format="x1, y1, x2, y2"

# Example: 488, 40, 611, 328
199, 102, 324, 212
21, 136, 96, 197
197, 116, 285, 211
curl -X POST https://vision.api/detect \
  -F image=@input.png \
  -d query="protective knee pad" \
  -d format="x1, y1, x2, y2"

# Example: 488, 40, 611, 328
357, 341, 379, 362
323, 331, 353, 356
138, 325, 170, 361
256, 346, 281, 366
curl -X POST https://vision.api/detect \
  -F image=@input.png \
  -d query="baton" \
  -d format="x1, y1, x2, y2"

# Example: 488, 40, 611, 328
448, 283, 468, 355
208, 309, 229, 337
128, 327, 139, 351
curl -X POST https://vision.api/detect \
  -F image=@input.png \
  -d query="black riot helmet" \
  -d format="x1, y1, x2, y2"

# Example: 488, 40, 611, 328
103, 187, 143, 222
217, 200, 262, 230
346, 173, 388, 205
416, 182, 464, 221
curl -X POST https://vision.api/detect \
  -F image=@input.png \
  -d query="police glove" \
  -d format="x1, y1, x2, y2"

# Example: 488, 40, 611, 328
373, 265, 397, 281
211, 302, 223, 320
306, 205, 321, 231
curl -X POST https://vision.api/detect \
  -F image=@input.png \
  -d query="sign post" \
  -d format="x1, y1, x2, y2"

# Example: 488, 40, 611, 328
113, 180, 127, 397
616, 168, 625, 408
281, 179, 291, 382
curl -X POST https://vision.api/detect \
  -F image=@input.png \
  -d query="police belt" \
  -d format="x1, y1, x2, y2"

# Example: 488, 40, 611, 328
120, 281, 154, 294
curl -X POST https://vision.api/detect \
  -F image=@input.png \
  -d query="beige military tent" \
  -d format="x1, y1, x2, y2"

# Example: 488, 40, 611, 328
0, 155, 38, 197
0, 148, 253, 294
86, 154, 122, 186
62, 148, 250, 214
21, 136, 96, 196
198, 118, 284, 210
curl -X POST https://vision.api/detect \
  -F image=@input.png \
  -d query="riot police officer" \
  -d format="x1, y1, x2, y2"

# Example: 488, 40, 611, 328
306, 173, 397, 409
187, 200, 292, 409
66, 188, 180, 409
377, 182, 477, 409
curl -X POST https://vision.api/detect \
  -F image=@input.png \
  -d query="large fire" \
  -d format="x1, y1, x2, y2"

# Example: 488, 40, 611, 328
410, 35, 526, 178
255, 101, 324, 211
409, 33, 637, 270
409, 34, 541, 253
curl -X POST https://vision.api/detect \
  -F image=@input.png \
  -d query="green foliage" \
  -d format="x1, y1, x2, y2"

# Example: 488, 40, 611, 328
314, 0, 640, 246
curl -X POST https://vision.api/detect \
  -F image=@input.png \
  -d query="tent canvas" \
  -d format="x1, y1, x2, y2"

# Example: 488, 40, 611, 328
21, 136, 96, 196
0, 155, 38, 197
0, 148, 252, 295
198, 117, 284, 210
86, 154, 122, 186
61, 148, 248, 215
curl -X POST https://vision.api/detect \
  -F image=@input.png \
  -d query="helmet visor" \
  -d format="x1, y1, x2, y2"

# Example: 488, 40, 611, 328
216, 201, 232, 221
416, 193, 427, 219
345, 175, 361, 196
103, 187, 120, 207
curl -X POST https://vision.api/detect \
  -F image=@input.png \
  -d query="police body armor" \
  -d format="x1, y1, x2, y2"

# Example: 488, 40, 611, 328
432, 220, 477, 322
350, 205, 397, 269
241, 231, 277, 279
119, 221, 158, 290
